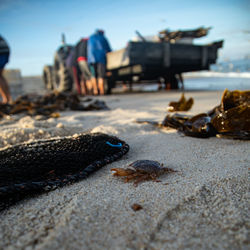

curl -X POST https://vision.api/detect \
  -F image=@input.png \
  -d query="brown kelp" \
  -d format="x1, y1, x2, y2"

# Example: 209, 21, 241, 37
210, 89, 250, 139
0, 92, 109, 119
138, 89, 250, 139
167, 93, 194, 112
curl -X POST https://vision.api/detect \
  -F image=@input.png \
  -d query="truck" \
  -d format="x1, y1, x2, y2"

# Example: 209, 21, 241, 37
43, 27, 223, 93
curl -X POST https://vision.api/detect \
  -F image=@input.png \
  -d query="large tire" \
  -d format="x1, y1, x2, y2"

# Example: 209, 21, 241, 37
43, 65, 54, 90
54, 53, 73, 92
164, 73, 179, 90
171, 75, 179, 89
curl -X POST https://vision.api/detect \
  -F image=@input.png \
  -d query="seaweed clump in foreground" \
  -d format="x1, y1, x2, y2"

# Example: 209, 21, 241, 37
0, 133, 129, 210
138, 89, 250, 139
164, 89, 250, 139
0, 91, 109, 119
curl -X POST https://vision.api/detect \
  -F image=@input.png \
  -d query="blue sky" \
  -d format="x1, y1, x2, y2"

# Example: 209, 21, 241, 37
1, 0, 249, 76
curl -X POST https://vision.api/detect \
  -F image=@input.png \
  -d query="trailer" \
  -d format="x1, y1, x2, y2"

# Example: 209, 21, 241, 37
105, 39, 223, 92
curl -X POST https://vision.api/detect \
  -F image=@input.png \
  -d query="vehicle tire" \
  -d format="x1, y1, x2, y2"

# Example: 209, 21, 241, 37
165, 73, 179, 90
42, 65, 54, 90
54, 53, 73, 92
171, 76, 179, 89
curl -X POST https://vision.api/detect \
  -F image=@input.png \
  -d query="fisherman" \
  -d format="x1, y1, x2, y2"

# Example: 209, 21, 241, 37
0, 35, 12, 103
88, 29, 111, 95
75, 38, 92, 95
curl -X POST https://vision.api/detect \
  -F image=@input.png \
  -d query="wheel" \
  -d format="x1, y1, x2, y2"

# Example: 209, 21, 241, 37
42, 65, 54, 90
53, 52, 73, 92
164, 73, 179, 90
171, 75, 179, 89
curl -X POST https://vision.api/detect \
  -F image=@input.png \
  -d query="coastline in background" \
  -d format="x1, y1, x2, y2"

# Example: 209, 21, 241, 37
3, 65, 250, 100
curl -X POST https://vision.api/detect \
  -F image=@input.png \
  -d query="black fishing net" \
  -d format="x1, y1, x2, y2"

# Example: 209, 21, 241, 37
0, 133, 129, 209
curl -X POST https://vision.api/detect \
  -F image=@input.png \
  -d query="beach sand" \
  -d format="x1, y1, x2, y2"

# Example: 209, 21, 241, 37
0, 90, 249, 249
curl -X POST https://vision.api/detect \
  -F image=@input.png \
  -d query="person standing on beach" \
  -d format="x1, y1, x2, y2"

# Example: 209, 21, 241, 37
0, 35, 12, 103
65, 46, 81, 94
88, 29, 111, 95
75, 38, 92, 95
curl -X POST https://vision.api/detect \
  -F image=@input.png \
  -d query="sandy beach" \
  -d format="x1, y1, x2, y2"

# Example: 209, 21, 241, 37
0, 90, 249, 249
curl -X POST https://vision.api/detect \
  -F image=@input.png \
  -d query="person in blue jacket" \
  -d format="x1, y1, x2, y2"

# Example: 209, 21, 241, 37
88, 29, 111, 95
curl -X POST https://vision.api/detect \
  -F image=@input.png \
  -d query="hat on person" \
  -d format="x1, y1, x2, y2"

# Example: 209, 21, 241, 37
95, 29, 104, 35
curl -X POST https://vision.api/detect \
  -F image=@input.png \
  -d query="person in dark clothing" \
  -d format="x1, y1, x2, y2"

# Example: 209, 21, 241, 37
88, 29, 111, 95
0, 35, 12, 103
65, 47, 82, 94
75, 38, 92, 95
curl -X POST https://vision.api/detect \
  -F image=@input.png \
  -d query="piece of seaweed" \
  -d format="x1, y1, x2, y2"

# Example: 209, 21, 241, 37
168, 93, 194, 112
0, 92, 109, 119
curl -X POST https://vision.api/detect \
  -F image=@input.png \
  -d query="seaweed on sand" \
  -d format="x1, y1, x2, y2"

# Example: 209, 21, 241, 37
0, 92, 109, 119
137, 89, 250, 140
167, 93, 194, 112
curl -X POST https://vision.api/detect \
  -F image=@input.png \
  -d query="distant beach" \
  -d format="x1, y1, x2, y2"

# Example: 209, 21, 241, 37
11, 71, 250, 99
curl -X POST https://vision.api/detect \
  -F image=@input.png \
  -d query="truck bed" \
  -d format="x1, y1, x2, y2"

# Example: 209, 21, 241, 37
105, 40, 223, 92
107, 41, 223, 73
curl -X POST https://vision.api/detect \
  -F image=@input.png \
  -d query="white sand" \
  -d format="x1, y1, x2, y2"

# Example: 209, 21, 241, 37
0, 91, 249, 249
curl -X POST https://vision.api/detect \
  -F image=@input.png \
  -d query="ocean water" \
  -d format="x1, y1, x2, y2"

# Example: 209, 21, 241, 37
141, 72, 250, 92
211, 58, 250, 73
184, 76, 250, 91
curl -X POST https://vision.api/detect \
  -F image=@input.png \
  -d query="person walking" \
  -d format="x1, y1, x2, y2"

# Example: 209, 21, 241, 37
0, 35, 12, 103
88, 29, 111, 95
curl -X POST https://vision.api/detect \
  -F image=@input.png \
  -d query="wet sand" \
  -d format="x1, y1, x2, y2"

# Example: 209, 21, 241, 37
0, 90, 249, 249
